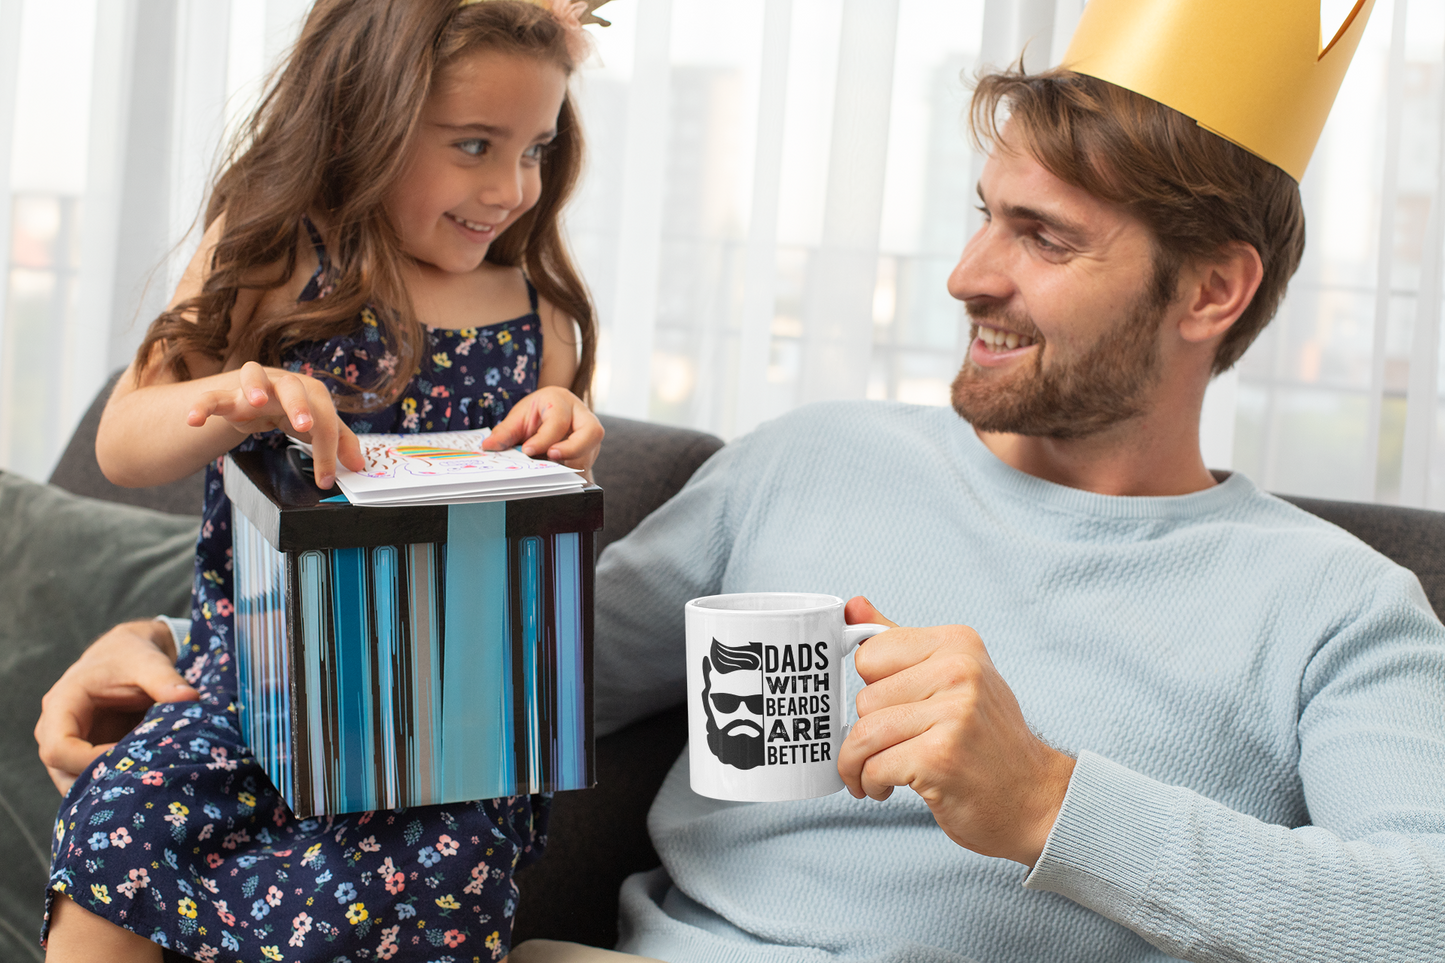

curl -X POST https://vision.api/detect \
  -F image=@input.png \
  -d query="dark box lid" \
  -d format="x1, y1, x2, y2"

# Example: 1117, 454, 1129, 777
225, 449, 602, 551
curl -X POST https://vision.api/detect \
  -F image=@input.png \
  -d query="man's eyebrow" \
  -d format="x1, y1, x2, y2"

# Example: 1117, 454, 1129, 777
976, 183, 1091, 244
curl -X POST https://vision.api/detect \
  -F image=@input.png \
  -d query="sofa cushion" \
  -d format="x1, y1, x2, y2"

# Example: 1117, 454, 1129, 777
0, 470, 198, 961
591, 414, 725, 557
47, 370, 205, 517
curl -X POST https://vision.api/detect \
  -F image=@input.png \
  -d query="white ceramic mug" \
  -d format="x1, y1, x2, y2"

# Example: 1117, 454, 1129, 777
684, 592, 889, 802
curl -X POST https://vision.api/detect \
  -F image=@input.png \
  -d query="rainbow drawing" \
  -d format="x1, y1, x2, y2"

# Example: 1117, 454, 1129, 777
392, 444, 486, 461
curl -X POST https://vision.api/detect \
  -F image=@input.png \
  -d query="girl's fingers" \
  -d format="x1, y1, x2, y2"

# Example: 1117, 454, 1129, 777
187, 388, 253, 428
300, 379, 349, 489
238, 361, 275, 409
519, 403, 570, 457
481, 403, 530, 451
35, 690, 96, 791
185, 393, 221, 427
337, 422, 366, 474
544, 413, 604, 467
307, 416, 340, 490
544, 424, 603, 466
546, 446, 592, 470
481, 389, 603, 467
270, 372, 314, 433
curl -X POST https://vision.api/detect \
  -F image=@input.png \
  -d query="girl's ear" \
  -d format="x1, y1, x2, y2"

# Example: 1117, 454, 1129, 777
1177, 241, 1264, 345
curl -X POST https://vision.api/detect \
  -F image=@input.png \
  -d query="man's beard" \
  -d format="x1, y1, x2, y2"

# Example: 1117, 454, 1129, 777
706, 719, 765, 770
951, 293, 1165, 440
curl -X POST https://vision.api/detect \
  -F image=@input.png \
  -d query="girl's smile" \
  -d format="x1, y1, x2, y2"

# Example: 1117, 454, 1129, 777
386, 49, 568, 275
444, 211, 501, 239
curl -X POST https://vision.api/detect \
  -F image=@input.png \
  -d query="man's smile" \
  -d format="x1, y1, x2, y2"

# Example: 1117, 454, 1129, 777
970, 323, 1039, 367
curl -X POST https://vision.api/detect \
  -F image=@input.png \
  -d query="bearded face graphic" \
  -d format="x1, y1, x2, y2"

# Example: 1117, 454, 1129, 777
701, 639, 765, 770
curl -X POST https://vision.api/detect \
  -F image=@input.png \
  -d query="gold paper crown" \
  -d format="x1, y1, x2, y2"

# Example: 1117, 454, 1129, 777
1062, 0, 1377, 181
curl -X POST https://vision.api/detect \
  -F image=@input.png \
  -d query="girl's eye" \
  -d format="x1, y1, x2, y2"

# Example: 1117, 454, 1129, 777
524, 141, 552, 161
457, 139, 488, 157
974, 204, 991, 222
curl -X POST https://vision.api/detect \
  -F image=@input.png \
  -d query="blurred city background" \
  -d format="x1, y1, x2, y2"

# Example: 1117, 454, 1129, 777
3, 0, 1444, 508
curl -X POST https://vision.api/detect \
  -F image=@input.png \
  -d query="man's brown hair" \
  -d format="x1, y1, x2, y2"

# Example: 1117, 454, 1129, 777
970, 66, 1306, 374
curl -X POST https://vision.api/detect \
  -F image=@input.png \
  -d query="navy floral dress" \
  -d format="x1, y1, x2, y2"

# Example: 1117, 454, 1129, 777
46, 232, 548, 963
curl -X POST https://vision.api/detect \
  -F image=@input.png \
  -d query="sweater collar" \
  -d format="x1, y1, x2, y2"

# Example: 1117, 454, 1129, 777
955, 418, 1258, 522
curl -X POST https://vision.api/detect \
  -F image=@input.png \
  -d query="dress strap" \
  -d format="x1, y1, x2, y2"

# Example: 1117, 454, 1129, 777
525, 276, 539, 314
298, 214, 332, 303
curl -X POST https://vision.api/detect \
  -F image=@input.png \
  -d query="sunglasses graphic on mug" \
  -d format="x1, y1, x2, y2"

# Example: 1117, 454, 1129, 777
709, 693, 765, 714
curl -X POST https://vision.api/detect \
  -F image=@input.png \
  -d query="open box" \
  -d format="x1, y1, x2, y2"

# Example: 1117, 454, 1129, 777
224, 448, 602, 817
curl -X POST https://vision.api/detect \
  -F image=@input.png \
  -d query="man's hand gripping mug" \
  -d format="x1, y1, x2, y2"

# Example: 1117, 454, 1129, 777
684, 592, 889, 801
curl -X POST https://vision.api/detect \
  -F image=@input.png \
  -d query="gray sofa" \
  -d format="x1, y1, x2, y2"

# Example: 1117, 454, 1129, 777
3, 374, 1442, 961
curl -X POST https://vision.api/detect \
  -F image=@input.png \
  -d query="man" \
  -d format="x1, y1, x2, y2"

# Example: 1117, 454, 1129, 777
37, 8, 1445, 963
572, 65, 1445, 963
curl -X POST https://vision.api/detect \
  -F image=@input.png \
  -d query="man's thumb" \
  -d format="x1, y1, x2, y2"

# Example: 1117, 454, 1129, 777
140, 664, 200, 705
845, 595, 898, 629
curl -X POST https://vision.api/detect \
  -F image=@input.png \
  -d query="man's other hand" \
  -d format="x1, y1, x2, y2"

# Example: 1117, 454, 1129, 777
837, 597, 1076, 869
35, 620, 200, 794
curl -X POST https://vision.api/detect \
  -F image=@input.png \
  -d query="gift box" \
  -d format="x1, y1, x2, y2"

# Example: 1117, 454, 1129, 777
223, 449, 602, 817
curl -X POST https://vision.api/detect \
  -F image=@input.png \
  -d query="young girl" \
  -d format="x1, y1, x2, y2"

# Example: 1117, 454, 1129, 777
45, 2, 605, 960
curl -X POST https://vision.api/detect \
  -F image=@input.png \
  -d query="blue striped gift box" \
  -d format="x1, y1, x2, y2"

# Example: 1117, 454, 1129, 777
224, 449, 601, 817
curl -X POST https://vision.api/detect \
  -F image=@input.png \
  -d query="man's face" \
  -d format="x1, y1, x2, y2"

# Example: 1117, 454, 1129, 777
948, 145, 1176, 439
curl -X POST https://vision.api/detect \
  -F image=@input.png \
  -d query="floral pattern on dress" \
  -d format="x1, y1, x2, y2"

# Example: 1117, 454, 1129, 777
46, 273, 547, 962
290, 313, 539, 436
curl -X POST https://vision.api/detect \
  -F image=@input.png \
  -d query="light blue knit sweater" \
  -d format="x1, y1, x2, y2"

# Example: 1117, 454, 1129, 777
592, 401, 1445, 963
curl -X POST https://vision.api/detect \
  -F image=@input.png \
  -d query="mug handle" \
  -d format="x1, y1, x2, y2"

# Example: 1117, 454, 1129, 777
842, 622, 891, 655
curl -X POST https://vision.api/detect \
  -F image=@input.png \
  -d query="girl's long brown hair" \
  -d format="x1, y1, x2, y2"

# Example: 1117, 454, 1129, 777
133, 0, 596, 408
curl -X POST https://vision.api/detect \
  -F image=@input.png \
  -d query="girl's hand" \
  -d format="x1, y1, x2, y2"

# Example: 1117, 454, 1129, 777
481, 386, 604, 470
185, 361, 365, 488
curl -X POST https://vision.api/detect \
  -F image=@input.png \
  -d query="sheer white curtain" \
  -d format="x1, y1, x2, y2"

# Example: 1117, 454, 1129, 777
575, 0, 1445, 508
3, 0, 1445, 510
0, 0, 308, 482
1225, 0, 1445, 506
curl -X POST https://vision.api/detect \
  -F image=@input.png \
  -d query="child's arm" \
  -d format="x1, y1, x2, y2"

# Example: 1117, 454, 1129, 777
97, 218, 363, 489
481, 299, 603, 469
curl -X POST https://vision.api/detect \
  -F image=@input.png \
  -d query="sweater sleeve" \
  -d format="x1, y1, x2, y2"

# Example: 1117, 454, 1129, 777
1023, 564, 1445, 961
592, 436, 744, 738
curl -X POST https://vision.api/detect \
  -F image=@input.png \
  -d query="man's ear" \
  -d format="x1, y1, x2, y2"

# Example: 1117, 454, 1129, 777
1178, 241, 1264, 345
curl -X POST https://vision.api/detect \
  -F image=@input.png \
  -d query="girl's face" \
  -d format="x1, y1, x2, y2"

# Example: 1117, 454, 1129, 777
386, 49, 568, 275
